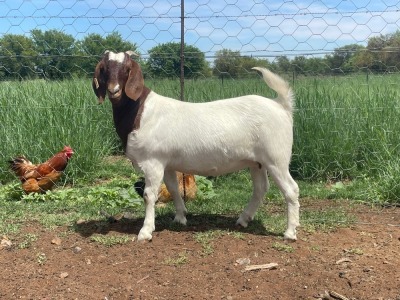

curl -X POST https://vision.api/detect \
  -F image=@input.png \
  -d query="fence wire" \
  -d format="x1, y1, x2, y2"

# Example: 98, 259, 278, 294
1, 1, 400, 204
1, 1, 400, 76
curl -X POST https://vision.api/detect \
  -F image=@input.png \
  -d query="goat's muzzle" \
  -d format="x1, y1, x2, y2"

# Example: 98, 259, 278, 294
107, 83, 122, 101
108, 90, 122, 100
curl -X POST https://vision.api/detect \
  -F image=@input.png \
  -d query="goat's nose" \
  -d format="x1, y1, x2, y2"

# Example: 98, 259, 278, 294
108, 84, 120, 94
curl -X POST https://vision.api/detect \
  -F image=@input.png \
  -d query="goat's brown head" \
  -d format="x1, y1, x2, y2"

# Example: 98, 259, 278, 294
92, 50, 144, 105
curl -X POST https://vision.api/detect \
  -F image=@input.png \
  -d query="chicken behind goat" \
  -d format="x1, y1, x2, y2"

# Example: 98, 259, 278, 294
9, 146, 74, 194
134, 172, 197, 203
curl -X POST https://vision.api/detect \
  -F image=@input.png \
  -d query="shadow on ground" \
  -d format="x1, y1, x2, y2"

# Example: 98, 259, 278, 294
73, 212, 280, 239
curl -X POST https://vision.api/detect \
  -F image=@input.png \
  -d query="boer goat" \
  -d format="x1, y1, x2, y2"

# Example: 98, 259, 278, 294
93, 51, 300, 242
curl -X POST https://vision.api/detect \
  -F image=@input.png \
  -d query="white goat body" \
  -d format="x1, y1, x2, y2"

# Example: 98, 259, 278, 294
128, 91, 292, 176
93, 51, 300, 242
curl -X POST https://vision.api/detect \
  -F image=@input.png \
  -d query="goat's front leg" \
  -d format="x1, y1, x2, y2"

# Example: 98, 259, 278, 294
137, 164, 164, 241
163, 170, 188, 225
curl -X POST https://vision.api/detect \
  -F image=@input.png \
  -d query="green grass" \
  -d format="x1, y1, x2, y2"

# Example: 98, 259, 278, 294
346, 247, 364, 255
18, 233, 38, 249
0, 158, 144, 239
272, 242, 294, 253
164, 251, 189, 266
0, 164, 358, 250
194, 230, 225, 255
0, 163, 383, 246
292, 73, 400, 184
1, 73, 400, 204
0, 79, 118, 185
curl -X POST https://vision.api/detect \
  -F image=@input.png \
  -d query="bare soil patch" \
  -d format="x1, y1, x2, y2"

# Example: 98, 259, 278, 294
1, 201, 399, 300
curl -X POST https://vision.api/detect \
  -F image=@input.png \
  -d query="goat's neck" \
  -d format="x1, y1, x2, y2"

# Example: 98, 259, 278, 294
112, 86, 150, 150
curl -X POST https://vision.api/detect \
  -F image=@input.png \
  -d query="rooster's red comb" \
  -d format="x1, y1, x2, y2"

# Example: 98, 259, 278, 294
63, 145, 74, 153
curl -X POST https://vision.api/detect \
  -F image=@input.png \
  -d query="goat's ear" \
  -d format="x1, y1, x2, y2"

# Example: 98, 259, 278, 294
126, 50, 140, 58
92, 60, 107, 104
125, 60, 144, 101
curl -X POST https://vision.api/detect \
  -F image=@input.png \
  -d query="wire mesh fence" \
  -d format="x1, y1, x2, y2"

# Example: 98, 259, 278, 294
1, 0, 400, 202
1, 1, 399, 79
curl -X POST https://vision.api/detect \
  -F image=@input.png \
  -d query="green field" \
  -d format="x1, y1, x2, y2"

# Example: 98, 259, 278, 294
1, 72, 400, 203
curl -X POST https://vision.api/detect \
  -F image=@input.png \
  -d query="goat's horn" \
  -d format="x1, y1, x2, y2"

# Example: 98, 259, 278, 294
94, 78, 99, 89
126, 50, 139, 57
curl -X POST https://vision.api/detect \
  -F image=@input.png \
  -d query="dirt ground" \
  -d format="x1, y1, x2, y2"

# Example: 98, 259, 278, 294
1, 200, 399, 300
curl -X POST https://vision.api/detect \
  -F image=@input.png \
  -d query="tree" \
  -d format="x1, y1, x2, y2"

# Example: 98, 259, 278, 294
31, 29, 77, 79
352, 32, 400, 72
76, 32, 138, 76
303, 57, 329, 75
292, 56, 307, 75
238, 56, 272, 76
213, 49, 241, 78
147, 42, 206, 78
382, 30, 400, 71
0, 34, 38, 79
276, 56, 291, 73
326, 44, 365, 74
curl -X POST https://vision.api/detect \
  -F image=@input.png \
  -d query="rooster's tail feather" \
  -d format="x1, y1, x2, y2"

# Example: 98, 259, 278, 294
8, 156, 33, 177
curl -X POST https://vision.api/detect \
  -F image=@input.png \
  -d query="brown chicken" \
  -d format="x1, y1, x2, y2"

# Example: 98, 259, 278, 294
134, 172, 197, 203
9, 146, 74, 194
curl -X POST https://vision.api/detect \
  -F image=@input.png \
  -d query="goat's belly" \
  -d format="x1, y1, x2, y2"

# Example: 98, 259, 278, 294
168, 159, 259, 176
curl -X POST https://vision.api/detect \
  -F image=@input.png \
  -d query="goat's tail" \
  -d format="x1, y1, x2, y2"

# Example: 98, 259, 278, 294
252, 67, 294, 112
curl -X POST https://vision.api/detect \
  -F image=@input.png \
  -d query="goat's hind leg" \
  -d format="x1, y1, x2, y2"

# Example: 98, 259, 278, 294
163, 170, 188, 225
268, 166, 300, 240
236, 166, 269, 227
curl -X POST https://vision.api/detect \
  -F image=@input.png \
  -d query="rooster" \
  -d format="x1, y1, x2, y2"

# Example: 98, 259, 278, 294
9, 146, 74, 194
134, 172, 197, 203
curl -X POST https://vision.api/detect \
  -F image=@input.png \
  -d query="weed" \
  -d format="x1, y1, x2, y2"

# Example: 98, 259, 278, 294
346, 248, 364, 255
195, 176, 217, 200
310, 245, 320, 251
272, 242, 294, 253
38, 213, 77, 229
301, 208, 356, 232
0, 222, 21, 236
227, 231, 245, 240
194, 230, 224, 255
164, 251, 189, 266
18, 233, 38, 249
37, 252, 47, 265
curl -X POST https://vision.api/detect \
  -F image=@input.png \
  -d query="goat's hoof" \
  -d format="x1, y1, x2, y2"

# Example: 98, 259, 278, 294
235, 217, 249, 228
173, 215, 187, 226
283, 230, 297, 241
137, 229, 153, 242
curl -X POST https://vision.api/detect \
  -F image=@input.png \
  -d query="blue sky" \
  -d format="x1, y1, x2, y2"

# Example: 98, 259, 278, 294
0, 0, 399, 60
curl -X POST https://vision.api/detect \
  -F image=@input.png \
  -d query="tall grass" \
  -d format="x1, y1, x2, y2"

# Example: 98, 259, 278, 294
1, 73, 400, 202
0, 79, 117, 183
292, 73, 400, 182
